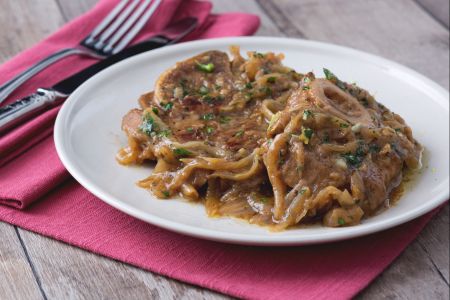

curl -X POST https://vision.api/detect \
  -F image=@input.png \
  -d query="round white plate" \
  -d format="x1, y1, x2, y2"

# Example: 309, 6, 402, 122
54, 37, 449, 246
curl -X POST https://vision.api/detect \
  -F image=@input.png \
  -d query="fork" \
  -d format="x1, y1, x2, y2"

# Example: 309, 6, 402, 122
0, 0, 162, 104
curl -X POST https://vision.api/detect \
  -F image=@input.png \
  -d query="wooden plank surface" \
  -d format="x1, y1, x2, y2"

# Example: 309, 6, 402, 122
17, 228, 227, 300
0, 223, 42, 300
416, 0, 450, 28
0, 0, 448, 299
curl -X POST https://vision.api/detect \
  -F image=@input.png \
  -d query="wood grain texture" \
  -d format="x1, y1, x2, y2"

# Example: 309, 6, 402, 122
0, 0, 448, 299
0, 0, 64, 63
357, 207, 450, 299
55, 0, 98, 21
257, 0, 449, 89
17, 228, 228, 300
416, 0, 450, 28
209, 0, 283, 36
0, 222, 42, 300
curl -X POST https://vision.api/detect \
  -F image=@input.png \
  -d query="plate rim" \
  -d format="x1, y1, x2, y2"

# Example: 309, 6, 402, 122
54, 36, 450, 246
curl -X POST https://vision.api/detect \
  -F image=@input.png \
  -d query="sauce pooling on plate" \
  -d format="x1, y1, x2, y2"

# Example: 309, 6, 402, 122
117, 46, 423, 230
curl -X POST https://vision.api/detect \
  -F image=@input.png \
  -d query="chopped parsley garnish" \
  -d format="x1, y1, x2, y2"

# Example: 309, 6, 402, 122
152, 107, 159, 115
173, 148, 192, 157
244, 92, 253, 100
245, 82, 253, 89
163, 102, 173, 111
259, 197, 268, 203
303, 128, 313, 139
260, 86, 272, 96
157, 129, 171, 137
199, 85, 209, 95
360, 98, 369, 107
196, 61, 215, 73
186, 127, 194, 133
253, 52, 265, 58
267, 76, 276, 84
179, 79, 190, 97
395, 128, 402, 132
139, 113, 156, 136
205, 126, 214, 134
322, 132, 330, 144
268, 113, 280, 131
342, 144, 366, 168
219, 115, 231, 124
162, 191, 170, 198
201, 113, 215, 120
338, 218, 346, 226
299, 187, 308, 195
323, 68, 346, 90
202, 95, 214, 103
302, 77, 311, 90
303, 109, 313, 120
369, 144, 381, 153
340, 123, 349, 128
235, 130, 244, 137
299, 127, 313, 144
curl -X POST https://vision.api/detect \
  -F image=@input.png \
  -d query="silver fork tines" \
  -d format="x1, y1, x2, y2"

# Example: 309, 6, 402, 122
83, 0, 131, 46
0, 0, 162, 104
83, 0, 162, 56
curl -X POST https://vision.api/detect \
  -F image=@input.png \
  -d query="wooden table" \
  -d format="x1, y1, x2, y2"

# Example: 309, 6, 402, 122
0, 0, 448, 299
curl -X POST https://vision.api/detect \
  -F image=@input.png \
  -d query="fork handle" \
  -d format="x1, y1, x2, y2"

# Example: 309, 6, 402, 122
0, 48, 89, 104
0, 88, 67, 133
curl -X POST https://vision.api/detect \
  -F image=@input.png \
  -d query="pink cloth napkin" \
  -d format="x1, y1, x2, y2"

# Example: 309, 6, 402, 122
0, 1, 444, 299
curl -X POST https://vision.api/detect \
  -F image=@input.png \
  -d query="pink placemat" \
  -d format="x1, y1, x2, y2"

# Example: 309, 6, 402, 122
0, 1, 445, 299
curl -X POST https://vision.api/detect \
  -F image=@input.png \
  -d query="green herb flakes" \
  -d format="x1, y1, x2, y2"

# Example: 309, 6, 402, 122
157, 129, 171, 137
302, 109, 313, 120
199, 85, 209, 95
235, 130, 244, 137
173, 148, 192, 157
323, 68, 337, 81
139, 113, 156, 136
322, 132, 330, 144
253, 52, 265, 58
360, 98, 369, 107
342, 152, 364, 168
323, 68, 346, 90
163, 102, 173, 111
259, 197, 268, 203
219, 115, 231, 124
259, 86, 272, 96
299, 127, 313, 144
338, 218, 346, 226
304, 128, 313, 139
205, 126, 214, 134
369, 144, 380, 153
201, 113, 215, 121
267, 76, 276, 84
196, 61, 215, 73
299, 187, 308, 195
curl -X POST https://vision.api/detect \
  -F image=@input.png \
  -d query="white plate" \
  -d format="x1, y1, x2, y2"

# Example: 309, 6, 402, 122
54, 37, 449, 246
